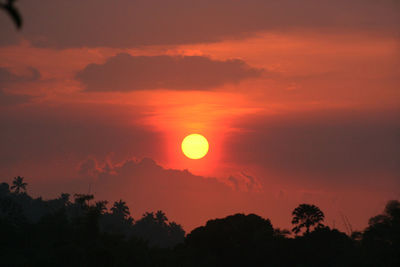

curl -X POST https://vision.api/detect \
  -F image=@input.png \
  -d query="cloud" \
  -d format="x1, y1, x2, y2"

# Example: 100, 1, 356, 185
79, 156, 261, 192
90, 157, 253, 230
0, 67, 40, 105
225, 109, 400, 186
1, 0, 398, 48
0, 103, 161, 172
0, 89, 33, 106
227, 172, 262, 192
76, 53, 262, 91
78, 158, 104, 177
0, 67, 40, 85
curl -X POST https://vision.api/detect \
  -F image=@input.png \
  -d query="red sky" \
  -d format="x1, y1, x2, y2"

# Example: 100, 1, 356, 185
0, 0, 399, 232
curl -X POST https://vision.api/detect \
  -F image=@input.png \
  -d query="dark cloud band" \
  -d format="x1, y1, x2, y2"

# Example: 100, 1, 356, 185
76, 53, 262, 92
1, 0, 398, 48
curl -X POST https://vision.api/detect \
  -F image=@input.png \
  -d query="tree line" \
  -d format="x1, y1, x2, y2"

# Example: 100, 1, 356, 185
1, 176, 399, 266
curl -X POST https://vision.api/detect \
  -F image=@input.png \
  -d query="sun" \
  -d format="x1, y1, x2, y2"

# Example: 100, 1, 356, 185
181, 134, 209, 159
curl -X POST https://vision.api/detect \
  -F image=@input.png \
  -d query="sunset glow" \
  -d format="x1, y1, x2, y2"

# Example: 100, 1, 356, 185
0, 0, 398, 241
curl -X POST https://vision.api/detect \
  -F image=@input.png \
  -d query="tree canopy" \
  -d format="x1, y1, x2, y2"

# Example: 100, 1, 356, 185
0, 179, 398, 266
291, 203, 325, 234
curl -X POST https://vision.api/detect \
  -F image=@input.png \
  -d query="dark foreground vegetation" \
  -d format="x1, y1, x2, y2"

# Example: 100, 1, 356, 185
1, 177, 399, 267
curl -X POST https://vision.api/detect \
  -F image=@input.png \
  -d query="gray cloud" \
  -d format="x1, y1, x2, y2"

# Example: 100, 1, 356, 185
0, 103, 161, 170
225, 109, 400, 186
0, 67, 40, 105
1, 0, 398, 48
76, 53, 262, 91
0, 67, 40, 85
91, 157, 248, 231
0, 89, 32, 106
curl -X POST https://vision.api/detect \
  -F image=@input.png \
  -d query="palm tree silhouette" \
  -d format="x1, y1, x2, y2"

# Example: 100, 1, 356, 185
95, 200, 108, 215
291, 204, 325, 234
111, 199, 130, 219
10, 176, 27, 194
155, 210, 168, 224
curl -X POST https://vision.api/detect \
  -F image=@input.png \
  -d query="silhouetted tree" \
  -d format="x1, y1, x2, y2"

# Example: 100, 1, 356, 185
351, 230, 362, 241
2, 176, 399, 266
10, 176, 27, 194
74, 193, 94, 208
294, 226, 356, 266
0, 182, 10, 196
186, 213, 275, 266
142, 211, 155, 221
291, 203, 324, 234
111, 199, 130, 219
155, 210, 168, 224
133, 211, 185, 248
0, 0, 22, 29
0, 194, 23, 220
94, 200, 108, 215
169, 221, 185, 237
361, 200, 400, 266
58, 193, 71, 206
273, 227, 291, 238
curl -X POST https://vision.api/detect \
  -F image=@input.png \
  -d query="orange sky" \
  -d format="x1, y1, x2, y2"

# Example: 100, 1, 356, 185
0, 0, 399, 232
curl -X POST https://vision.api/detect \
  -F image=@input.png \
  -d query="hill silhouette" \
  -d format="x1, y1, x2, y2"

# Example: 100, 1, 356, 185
0, 177, 399, 266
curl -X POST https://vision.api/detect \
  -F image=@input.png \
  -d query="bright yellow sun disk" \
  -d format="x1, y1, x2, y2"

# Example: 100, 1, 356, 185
181, 134, 209, 159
